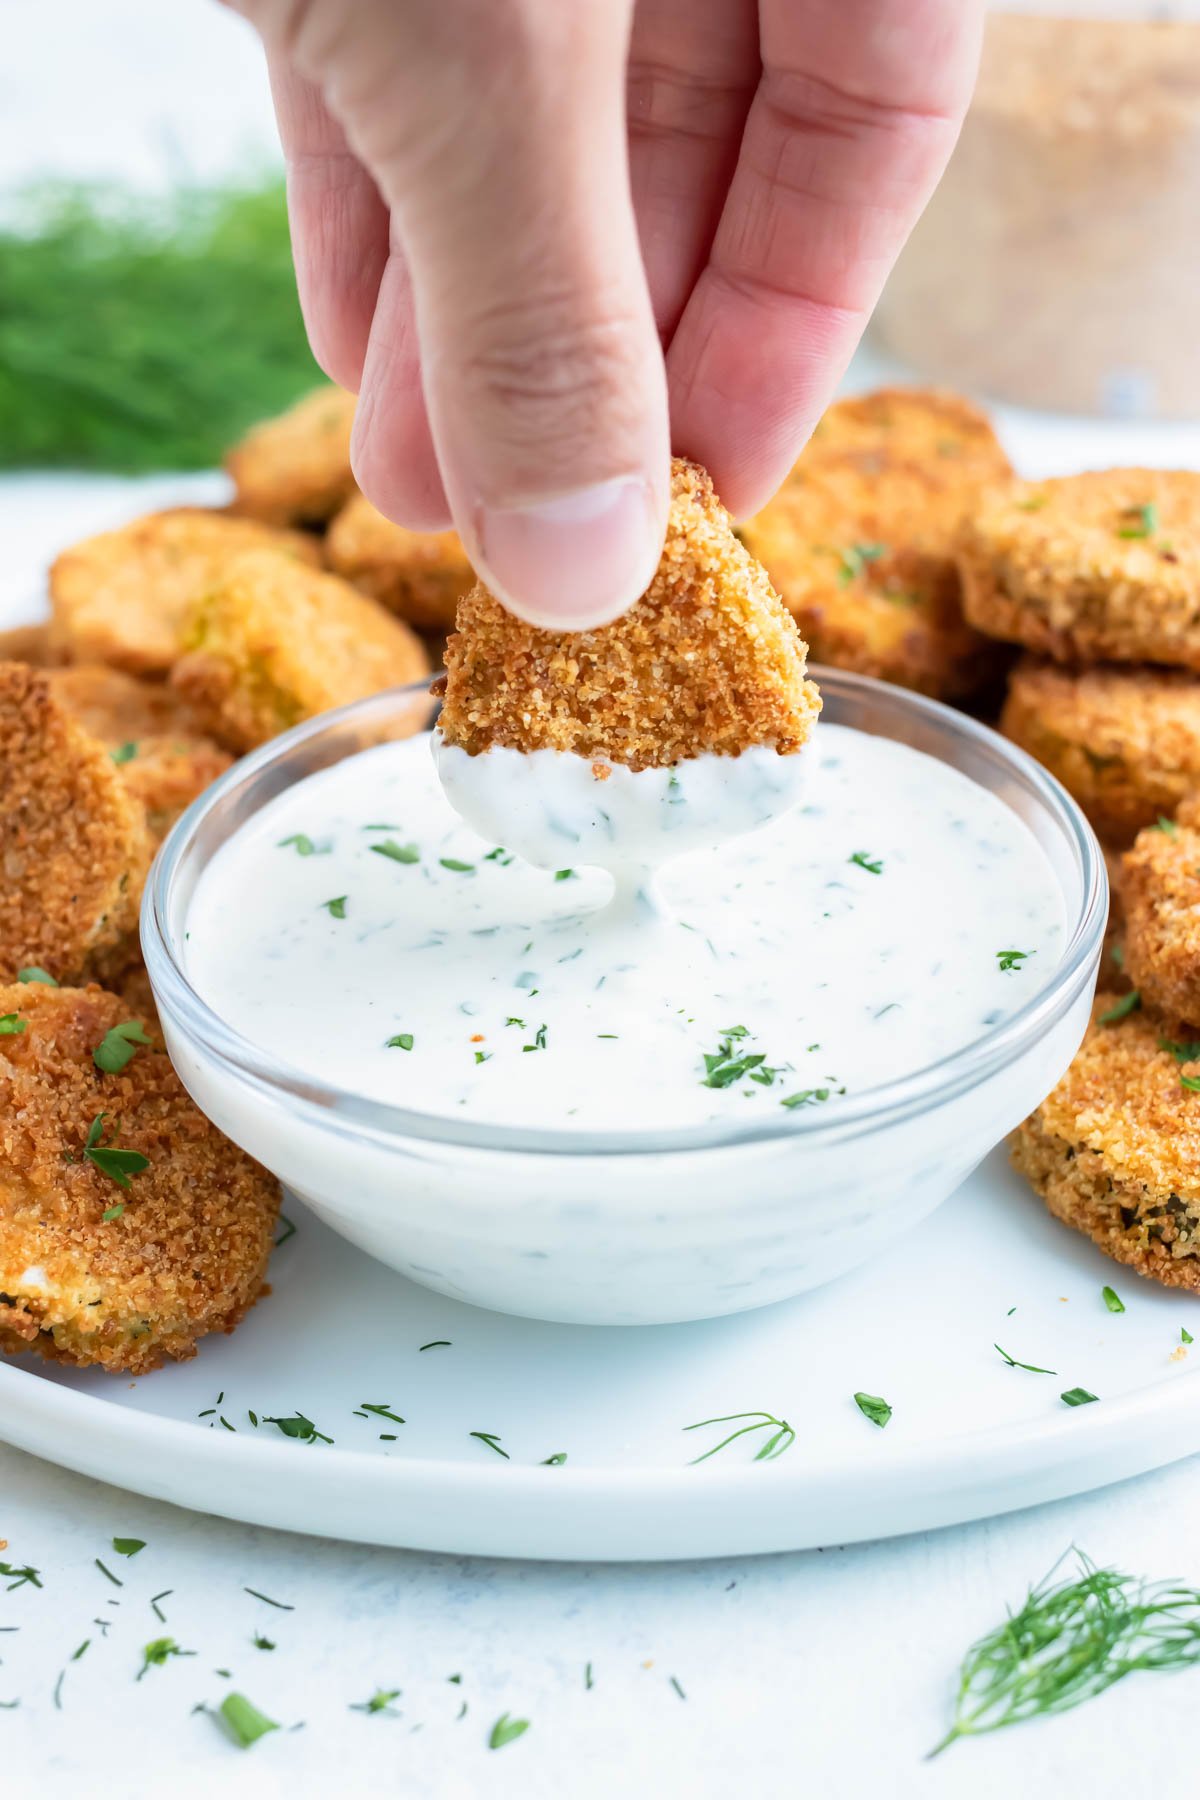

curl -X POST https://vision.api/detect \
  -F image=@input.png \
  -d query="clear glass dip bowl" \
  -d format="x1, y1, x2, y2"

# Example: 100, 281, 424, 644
144, 671, 1106, 1327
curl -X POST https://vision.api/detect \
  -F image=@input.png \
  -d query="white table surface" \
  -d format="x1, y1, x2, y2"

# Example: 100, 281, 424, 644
5, 4, 1200, 1794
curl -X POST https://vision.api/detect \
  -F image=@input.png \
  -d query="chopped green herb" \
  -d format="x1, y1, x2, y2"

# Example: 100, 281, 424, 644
264, 1412, 333, 1445
1183, 1328, 1194, 1345
1100, 992, 1141, 1025
554, 869, 577, 881
584, 1662, 594, 1690
1182, 1074, 1200, 1093
94, 1558, 122, 1587
275, 1215, 296, 1248
474, 1050, 491, 1064
1160, 1037, 1200, 1064
359, 1402, 405, 1426
540, 1452, 568, 1466
252, 1633, 275, 1651
419, 1341, 451, 1352
217, 1692, 279, 1749
684, 1410, 795, 1463
370, 839, 420, 864
386, 1033, 414, 1051
488, 1713, 530, 1750
0, 1562, 42, 1591
1153, 816, 1179, 837
321, 895, 347, 919
470, 1431, 509, 1460
995, 1344, 1056, 1374
0, 1013, 25, 1035
836, 542, 888, 585
110, 741, 139, 765
853, 1392, 892, 1428
522, 1023, 548, 1053
929, 1549, 1200, 1757
1116, 502, 1158, 539
997, 950, 1032, 973
1102, 1286, 1125, 1314
112, 1537, 145, 1557
700, 1026, 786, 1092
82, 1114, 149, 1189
92, 1019, 153, 1073
780, 1087, 831, 1110
137, 1636, 193, 1679
278, 833, 317, 856
848, 851, 883, 875
243, 1587, 294, 1611
505, 1017, 524, 1028
483, 846, 514, 865
102, 1204, 124, 1222
351, 1687, 402, 1715
150, 1591, 172, 1622
439, 857, 474, 873
1061, 1388, 1098, 1407
669, 1676, 687, 1701
16, 966, 57, 985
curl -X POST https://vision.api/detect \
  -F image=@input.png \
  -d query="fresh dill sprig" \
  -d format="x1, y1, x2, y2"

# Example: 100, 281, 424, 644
930, 1549, 1200, 1757
683, 1410, 795, 1463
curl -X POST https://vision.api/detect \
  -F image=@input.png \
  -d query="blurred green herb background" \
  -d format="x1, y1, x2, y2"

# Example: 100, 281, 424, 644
0, 177, 318, 471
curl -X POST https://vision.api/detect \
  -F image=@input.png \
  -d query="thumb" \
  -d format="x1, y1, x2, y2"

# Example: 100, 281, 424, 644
262, 0, 670, 628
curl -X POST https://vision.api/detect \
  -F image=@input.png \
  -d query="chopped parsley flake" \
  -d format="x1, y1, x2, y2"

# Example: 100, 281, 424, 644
1100, 992, 1141, 1024
554, 869, 577, 881
252, 1633, 275, 1651
137, 1636, 193, 1679
0, 1013, 26, 1035
112, 1538, 145, 1557
1061, 1387, 1098, 1407
470, 1431, 509, 1460
474, 1050, 491, 1064
541, 1452, 568, 1466
93, 1019, 153, 1073
110, 741, 139, 765
1153, 816, 1179, 837
848, 851, 883, 874
16, 966, 56, 985
321, 895, 347, 919
488, 1713, 530, 1750
836, 542, 887, 585
102, 1204, 124, 1222
264, 1412, 333, 1445
701, 1025, 787, 1091
439, 857, 474, 873
1102, 1286, 1125, 1314
1184, 1329, 1194, 1345
278, 833, 318, 856
1116, 501, 1158, 539
780, 1087, 831, 1109
217, 1692, 279, 1749
351, 1687, 401, 1715
83, 1114, 150, 1189
359, 1402, 405, 1426
997, 950, 1032, 973
1, 1562, 42, 1591
371, 839, 420, 864
522, 1023, 548, 1052
853, 1392, 892, 1428
484, 847, 514, 865
386, 1033, 414, 1051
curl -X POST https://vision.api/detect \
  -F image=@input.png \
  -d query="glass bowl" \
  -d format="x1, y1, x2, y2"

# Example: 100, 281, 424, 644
143, 671, 1106, 1327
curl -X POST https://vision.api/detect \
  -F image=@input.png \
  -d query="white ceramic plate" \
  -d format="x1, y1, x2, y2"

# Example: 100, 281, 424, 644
4, 1150, 1200, 1560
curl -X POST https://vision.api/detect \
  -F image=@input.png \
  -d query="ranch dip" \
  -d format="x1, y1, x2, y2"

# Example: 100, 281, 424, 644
184, 725, 1067, 1133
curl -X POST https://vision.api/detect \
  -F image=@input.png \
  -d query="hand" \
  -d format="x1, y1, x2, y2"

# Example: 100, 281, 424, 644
228, 0, 982, 627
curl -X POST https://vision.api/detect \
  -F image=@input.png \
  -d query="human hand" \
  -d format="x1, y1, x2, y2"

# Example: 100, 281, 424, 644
228, 0, 982, 627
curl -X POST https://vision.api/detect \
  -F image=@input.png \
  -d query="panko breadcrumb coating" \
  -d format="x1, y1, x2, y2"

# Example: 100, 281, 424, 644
960, 469, 1200, 668
0, 663, 152, 985
1122, 796, 1200, 1029
1001, 658, 1200, 845
437, 458, 820, 769
326, 493, 474, 630
171, 549, 432, 752
225, 384, 357, 526
49, 508, 322, 676
741, 389, 1010, 700
0, 982, 278, 1372
47, 665, 233, 841
1012, 997, 1200, 1292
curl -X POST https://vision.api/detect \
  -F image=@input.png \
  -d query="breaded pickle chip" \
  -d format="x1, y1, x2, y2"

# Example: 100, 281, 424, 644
0, 624, 63, 668
1123, 796, 1200, 1029
47, 665, 232, 841
960, 469, 1200, 668
171, 550, 432, 752
49, 508, 321, 675
438, 459, 820, 770
807, 387, 1012, 484
0, 982, 279, 1373
1012, 997, 1200, 1292
1001, 658, 1200, 845
0, 663, 152, 984
326, 493, 474, 630
225, 384, 357, 526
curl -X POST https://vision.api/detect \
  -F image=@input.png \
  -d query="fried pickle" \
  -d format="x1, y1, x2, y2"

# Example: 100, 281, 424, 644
1122, 795, 1200, 1030
224, 384, 357, 526
325, 493, 474, 630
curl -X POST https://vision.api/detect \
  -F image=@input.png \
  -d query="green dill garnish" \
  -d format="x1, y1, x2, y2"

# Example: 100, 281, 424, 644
92, 1019, 153, 1073
102, 1204, 124, 1222
137, 1636, 194, 1679
1184, 1329, 1195, 1345
669, 1675, 687, 1700
470, 1431, 509, 1460
929, 1550, 1200, 1757
370, 839, 420, 864
853, 1392, 892, 1428
16, 966, 56, 985
149, 1591, 172, 1622
474, 1050, 491, 1064
217, 1692, 280, 1749
0, 1562, 42, 1591
1016, 495, 1048, 512
1102, 1286, 1125, 1314
243, 1587, 294, 1610
848, 851, 883, 875
522, 1024, 548, 1052
275, 1215, 297, 1248
82, 1114, 149, 1189
385, 1033, 414, 1051
995, 1344, 1056, 1374
505, 1017, 524, 1028
836, 542, 887, 586
780, 1087, 831, 1109
419, 1340, 451, 1351
321, 895, 347, 919
1061, 1388, 1098, 1407
112, 1538, 145, 1557
439, 857, 474, 873
252, 1633, 275, 1651
1100, 992, 1141, 1024
351, 1687, 401, 1715
0, 1013, 26, 1035
554, 869, 577, 881
263, 1412, 333, 1445
278, 833, 317, 856
1182, 1074, 1200, 1092
488, 1713, 530, 1750
483, 847, 514, 865
996, 950, 1032, 973
684, 1410, 794, 1463
1153, 816, 1179, 837
1160, 1036, 1200, 1063
700, 1025, 786, 1091
541, 1452, 568, 1466
359, 1402, 405, 1426
1116, 502, 1158, 539
110, 741, 139, 765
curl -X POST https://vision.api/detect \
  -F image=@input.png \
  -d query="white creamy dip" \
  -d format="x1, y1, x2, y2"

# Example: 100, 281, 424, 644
184, 725, 1067, 1133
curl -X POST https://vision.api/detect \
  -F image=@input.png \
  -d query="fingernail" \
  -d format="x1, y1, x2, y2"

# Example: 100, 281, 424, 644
473, 476, 663, 630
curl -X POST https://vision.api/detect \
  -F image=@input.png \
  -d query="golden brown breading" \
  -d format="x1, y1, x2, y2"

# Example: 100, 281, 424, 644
0, 624, 65, 669
1122, 796, 1200, 1029
0, 663, 152, 985
49, 508, 322, 676
47, 665, 233, 841
1102, 844, 1130, 993
960, 469, 1200, 668
224, 384, 357, 526
0, 982, 278, 1372
806, 386, 1013, 485
171, 550, 432, 752
1000, 658, 1200, 845
438, 458, 820, 769
325, 493, 474, 630
1011, 996, 1200, 1292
